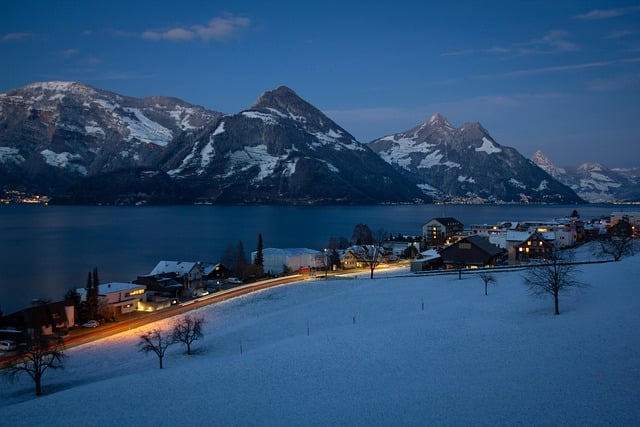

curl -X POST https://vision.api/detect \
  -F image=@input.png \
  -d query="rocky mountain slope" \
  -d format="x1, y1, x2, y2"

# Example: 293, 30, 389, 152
531, 150, 640, 203
0, 82, 425, 204
158, 86, 427, 204
0, 81, 220, 198
368, 114, 583, 203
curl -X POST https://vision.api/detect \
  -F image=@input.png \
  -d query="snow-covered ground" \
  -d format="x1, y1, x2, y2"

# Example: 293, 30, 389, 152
2, 246, 639, 426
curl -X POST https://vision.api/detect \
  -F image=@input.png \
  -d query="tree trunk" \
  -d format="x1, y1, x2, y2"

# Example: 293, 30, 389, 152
554, 292, 560, 315
485, 283, 488, 296
35, 374, 42, 396
159, 356, 164, 369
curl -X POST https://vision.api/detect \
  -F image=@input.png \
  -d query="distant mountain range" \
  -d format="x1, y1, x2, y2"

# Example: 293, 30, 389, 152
0, 81, 635, 204
368, 113, 582, 204
530, 150, 640, 203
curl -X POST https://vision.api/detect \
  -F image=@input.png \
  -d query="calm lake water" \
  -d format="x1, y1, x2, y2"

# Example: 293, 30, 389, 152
0, 203, 622, 313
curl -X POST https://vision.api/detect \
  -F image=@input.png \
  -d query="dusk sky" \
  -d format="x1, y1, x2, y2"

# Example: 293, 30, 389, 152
2, 1, 639, 168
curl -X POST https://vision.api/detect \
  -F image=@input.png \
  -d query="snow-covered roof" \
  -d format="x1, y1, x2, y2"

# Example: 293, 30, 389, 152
419, 249, 441, 261
76, 282, 144, 297
506, 231, 533, 242
149, 260, 200, 276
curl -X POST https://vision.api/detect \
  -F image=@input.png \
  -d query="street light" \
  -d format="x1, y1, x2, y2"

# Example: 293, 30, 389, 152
324, 248, 328, 278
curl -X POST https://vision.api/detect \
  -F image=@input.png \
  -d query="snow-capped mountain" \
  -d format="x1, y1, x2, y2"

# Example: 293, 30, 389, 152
160, 86, 426, 204
0, 82, 425, 204
531, 151, 640, 203
0, 81, 220, 196
368, 114, 583, 203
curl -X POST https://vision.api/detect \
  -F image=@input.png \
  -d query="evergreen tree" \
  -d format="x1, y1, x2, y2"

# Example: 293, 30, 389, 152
352, 223, 373, 245
85, 268, 100, 321
235, 241, 248, 278
255, 233, 264, 268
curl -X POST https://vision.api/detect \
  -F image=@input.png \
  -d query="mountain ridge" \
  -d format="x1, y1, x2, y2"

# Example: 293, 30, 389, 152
368, 113, 584, 204
530, 150, 640, 203
2, 81, 634, 204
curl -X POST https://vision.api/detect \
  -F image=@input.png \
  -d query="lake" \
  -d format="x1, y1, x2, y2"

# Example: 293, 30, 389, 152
0, 203, 622, 314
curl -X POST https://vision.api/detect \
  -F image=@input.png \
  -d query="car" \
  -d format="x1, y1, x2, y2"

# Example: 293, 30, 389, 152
194, 289, 210, 297
0, 340, 17, 352
225, 277, 243, 284
81, 320, 99, 328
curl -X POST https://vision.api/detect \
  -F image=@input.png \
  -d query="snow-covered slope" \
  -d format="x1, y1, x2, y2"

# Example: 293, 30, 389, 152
0, 83, 424, 204
0, 81, 220, 195
161, 86, 426, 204
531, 151, 640, 202
368, 114, 583, 204
2, 248, 638, 426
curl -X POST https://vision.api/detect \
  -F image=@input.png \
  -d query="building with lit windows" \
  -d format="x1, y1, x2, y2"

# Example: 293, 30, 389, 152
77, 282, 146, 316
422, 217, 464, 247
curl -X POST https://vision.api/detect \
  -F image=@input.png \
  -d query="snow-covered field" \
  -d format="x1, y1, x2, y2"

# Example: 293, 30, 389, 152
2, 248, 639, 426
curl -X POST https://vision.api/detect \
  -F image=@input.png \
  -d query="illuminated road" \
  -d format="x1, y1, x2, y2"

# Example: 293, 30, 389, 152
60, 274, 307, 349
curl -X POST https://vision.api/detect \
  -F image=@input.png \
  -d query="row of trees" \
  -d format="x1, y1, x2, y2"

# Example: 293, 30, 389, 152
3, 315, 206, 396
138, 315, 205, 368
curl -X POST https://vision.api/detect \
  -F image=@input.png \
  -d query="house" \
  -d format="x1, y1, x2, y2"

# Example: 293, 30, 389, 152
506, 231, 554, 263
201, 262, 231, 281
509, 231, 555, 263
610, 212, 639, 238
77, 282, 146, 318
3, 300, 75, 338
422, 217, 464, 247
438, 235, 505, 269
339, 245, 392, 270
383, 241, 420, 258
251, 248, 322, 275
148, 260, 204, 290
133, 275, 184, 298
410, 249, 443, 272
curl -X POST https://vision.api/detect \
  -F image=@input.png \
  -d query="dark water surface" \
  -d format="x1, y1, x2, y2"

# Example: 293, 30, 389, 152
0, 203, 621, 313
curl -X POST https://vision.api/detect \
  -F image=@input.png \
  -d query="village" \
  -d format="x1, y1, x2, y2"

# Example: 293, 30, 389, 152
0, 210, 637, 355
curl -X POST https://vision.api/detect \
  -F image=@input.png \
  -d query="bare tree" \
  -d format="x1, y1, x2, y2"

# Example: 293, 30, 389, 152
138, 328, 174, 369
523, 252, 583, 315
361, 229, 387, 279
173, 315, 205, 355
478, 272, 496, 296
599, 236, 635, 261
4, 334, 66, 396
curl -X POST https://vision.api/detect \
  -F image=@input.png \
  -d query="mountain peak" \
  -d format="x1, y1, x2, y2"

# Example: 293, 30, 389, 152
428, 112, 451, 127
251, 86, 315, 114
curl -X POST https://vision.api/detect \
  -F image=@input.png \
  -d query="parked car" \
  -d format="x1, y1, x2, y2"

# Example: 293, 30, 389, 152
0, 340, 17, 352
225, 277, 243, 284
193, 289, 210, 297
82, 320, 99, 328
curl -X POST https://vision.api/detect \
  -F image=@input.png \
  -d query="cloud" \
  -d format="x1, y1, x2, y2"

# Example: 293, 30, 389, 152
517, 30, 579, 55
442, 30, 576, 59
573, 6, 640, 20
586, 74, 640, 92
61, 49, 79, 58
607, 30, 634, 40
142, 14, 250, 42
503, 57, 640, 77
440, 49, 474, 57
194, 16, 251, 40
2, 32, 34, 41
142, 28, 195, 41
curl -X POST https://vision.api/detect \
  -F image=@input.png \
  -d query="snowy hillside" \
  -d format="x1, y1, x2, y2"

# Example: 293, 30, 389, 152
2, 249, 639, 426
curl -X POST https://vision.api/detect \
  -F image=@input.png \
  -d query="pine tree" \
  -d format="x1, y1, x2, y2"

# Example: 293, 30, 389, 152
255, 233, 264, 268
235, 241, 248, 278
85, 268, 100, 321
